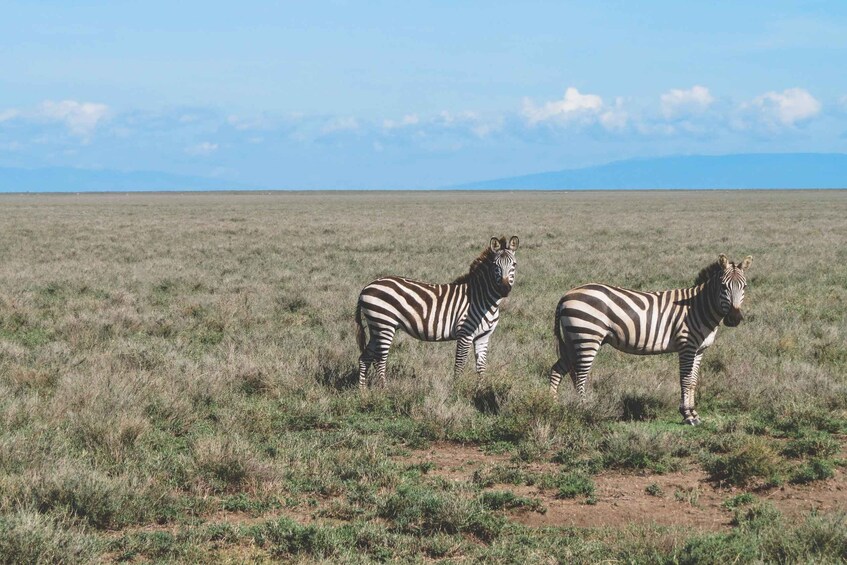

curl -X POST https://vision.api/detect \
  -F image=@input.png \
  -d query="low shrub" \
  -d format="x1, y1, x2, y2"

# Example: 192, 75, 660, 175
378, 483, 504, 541
552, 471, 595, 500
702, 437, 783, 487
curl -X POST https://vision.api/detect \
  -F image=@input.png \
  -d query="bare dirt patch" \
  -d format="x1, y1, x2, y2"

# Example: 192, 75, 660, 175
399, 442, 847, 531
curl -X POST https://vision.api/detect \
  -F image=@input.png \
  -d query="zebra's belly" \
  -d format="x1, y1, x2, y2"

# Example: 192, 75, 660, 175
396, 321, 456, 342
605, 335, 679, 356
413, 329, 457, 342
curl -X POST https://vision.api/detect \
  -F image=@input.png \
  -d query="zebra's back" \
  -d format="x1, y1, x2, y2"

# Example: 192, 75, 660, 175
558, 283, 688, 355
358, 276, 469, 342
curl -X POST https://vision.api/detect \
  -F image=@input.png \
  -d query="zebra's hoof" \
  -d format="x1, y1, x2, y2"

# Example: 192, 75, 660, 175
683, 417, 701, 426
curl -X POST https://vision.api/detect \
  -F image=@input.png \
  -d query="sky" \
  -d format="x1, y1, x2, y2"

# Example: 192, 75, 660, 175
1, 1, 847, 189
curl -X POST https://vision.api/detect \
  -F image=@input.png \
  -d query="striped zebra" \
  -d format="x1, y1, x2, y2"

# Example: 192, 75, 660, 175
355, 236, 519, 388
549, 254, 752, 425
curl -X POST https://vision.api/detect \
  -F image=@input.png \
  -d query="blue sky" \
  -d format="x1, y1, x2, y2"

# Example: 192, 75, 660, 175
2, 1, 847, 188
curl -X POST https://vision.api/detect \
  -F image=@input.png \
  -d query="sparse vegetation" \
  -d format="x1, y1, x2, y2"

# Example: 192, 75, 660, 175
1, 190, 846, 562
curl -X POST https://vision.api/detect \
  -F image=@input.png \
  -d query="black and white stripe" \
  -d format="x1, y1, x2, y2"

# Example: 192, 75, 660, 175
550, 254, 752, 424
356, 236, 519, 387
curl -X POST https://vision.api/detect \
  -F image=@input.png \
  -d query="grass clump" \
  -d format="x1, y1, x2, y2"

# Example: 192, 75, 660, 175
722, 492, 756, 509
730, 502, 782, 532
250, 517, 341, 560
782, 431, 840, 459
472, 464, 535, 488
702, 436, 783, 487
551, 471, 595, 501
620, 393, 665, 421
378, 482, 504, 541
0, 509, 100, 565
17, 466, 169, 530
601, 427, 686, 473
790, 458, 835, 484
645, 483, 663, 497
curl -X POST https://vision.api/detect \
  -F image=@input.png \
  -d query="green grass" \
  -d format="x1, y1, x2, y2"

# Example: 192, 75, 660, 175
1, 190, 846, 562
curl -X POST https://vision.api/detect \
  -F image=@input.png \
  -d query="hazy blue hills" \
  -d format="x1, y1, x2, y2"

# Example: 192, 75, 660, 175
2, 153, 846, 192
0, 167, 253, 193
452, 153, 847, 190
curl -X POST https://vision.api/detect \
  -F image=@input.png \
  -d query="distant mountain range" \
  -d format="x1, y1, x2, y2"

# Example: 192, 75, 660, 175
452, 153, 847, 190
1, 153, 846, 192
0, 166, 253, 192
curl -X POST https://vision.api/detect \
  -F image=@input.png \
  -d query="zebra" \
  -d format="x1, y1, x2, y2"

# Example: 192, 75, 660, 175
549, 254, 752, 425
355, 236, 519, 388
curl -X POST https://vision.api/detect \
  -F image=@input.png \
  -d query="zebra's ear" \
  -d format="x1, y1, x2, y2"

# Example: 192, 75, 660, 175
489, 237, 502, 252
740, 255, 752, 270
718, 254, 729, 269
507, 236, 519, 251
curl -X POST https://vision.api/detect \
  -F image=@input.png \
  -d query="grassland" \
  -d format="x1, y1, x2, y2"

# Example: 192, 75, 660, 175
0, 190, 846, 563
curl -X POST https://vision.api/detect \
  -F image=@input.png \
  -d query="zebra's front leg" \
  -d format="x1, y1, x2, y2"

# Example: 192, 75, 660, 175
678, 349, 704, 425
472, 332, 492, 385
454, 336, 473, 377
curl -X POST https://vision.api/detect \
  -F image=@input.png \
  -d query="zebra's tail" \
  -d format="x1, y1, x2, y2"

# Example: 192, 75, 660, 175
553, 299, 565, 358
553, 298, 574, 374
355, 302, 367, 353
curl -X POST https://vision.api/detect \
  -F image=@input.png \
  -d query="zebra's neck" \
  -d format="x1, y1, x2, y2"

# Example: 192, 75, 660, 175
691, 277, 725, 329
465, 267, 505, 307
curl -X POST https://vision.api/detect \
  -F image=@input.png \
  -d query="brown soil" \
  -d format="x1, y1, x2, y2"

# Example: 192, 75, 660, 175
398, 442, 847, 531
106, 442, 847, 545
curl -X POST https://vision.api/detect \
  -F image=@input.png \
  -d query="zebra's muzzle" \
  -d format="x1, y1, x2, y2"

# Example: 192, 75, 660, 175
724, 307, 744, 327
501, 278, 512, 296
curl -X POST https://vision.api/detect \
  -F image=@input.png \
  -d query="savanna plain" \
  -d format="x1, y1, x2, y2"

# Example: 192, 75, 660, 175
1, 190, 846, 564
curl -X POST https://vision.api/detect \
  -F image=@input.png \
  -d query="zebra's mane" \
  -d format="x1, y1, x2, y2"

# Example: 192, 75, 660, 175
452, 239, 503, 284
693, 260, 724, 286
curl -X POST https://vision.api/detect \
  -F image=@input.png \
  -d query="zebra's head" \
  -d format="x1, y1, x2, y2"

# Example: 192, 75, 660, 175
717, 254, 752, 327
488, 236, 519, 295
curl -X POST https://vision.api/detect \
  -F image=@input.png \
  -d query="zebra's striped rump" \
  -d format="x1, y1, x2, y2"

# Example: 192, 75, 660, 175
356, 236, 519, 387
550, 253, 752, 425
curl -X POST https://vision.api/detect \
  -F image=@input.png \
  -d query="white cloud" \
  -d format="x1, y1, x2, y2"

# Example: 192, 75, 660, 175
522, 87, 604, 125
185, 141, 219, 156
750, 88, 821, 126
660, 85, 714, 119
599, 97, 628, 131
227, 114, 272, 131
436, 111, 502, 137
0, 109, 19, 122
383, 114, 419, 129
522, 87, 628, 131
322, 116, 359, 133
38, 100, 109, 136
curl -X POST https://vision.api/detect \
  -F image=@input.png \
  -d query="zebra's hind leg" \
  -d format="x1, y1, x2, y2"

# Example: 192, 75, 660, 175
373, 327, 396, 387
359, 327, 396, 389
549, 358, 569, 399
357, 349, 374, 389
569, 339, 602, 398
